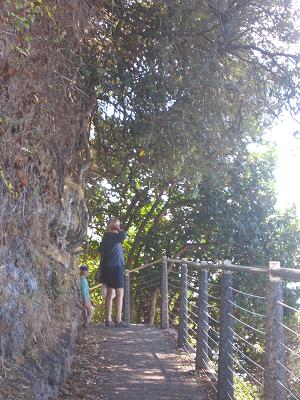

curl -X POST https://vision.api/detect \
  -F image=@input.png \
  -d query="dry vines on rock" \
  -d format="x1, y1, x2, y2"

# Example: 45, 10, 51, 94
0, 0, 104, 252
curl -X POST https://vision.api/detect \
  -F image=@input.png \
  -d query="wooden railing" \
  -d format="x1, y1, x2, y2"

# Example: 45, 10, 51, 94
124, 256, 300, 400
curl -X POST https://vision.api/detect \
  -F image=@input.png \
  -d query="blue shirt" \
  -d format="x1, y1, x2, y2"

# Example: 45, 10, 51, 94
80, 276, 90, 303
99, 231, 127, 269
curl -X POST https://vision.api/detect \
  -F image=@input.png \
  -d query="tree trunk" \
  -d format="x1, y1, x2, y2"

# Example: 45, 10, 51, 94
148, 287, 161, 325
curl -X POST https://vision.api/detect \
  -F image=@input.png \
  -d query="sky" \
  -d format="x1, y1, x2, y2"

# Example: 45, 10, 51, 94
268, 113, 300, 216
253, 0, 300, 217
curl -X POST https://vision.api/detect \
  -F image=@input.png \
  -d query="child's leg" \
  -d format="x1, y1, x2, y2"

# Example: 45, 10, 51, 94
86, 303, 93, 325
105, 287, 114, 322
115, 288, 124, 323
82, 306, 88, 328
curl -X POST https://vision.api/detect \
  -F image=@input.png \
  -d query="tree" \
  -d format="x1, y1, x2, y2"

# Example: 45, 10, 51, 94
89, 0, 300, 185
81, 4, 300, 393
86, 136, 299, 307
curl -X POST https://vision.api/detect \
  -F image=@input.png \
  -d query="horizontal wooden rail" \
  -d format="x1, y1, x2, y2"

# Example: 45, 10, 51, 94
90, 283, 103, 292
90, 257, 299, 292
168, 258, 268, 274
129, 258, 162, 274
271, 267, 300, 282
89, 259, 162, 292
166, 258, 300, 282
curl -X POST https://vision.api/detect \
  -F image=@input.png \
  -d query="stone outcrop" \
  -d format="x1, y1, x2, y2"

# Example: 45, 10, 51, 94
0, 2, 98, 398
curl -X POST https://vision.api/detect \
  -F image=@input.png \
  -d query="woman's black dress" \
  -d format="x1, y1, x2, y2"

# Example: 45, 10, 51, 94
99, 231, 126, 289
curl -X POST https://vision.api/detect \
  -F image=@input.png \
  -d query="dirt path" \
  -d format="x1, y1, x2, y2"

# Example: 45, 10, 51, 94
59, 324, 214, 400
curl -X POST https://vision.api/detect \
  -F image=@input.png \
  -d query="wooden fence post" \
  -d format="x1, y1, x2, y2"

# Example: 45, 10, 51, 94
217, 268, 234, 400
161, 254, 169, 329
196, 268, 209, 370
124, 270, 131, 325
178, 262, 188, 348
263, 261, 286, 400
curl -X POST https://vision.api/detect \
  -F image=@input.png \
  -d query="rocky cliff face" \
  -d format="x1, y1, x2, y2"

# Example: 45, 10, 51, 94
0, 181, 88, 399
0, 2, 97, 398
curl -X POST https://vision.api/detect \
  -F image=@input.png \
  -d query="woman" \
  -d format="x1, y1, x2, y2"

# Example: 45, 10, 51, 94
100, 218, 127, 327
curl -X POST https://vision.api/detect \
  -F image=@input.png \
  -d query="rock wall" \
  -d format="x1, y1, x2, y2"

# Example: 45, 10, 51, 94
0, 2, 98, 398
0, 181, 88, 399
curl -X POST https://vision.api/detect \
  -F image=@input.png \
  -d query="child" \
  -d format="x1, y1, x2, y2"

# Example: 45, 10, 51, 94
79, 265, 93, 327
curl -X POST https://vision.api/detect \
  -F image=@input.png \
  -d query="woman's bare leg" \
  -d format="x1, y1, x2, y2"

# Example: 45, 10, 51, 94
115, 288, 124, 323
105, 287, 114, 322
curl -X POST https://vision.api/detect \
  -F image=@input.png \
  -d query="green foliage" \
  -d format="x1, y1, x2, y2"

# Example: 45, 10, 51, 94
90, 287, 105, 324
234, 375, 262, 400
86, 0, 300, 277
89, 0, 300, 183
81, 3, 300, 393
6, 0, 53, 33
86, 141, 300, 387
88, 141, 299, 268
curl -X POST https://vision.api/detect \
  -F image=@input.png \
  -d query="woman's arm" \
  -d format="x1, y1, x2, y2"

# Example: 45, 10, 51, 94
117, 230, 127, 242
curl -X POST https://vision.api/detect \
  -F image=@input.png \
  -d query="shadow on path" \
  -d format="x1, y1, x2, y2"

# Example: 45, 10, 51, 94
60, 324, 214, 400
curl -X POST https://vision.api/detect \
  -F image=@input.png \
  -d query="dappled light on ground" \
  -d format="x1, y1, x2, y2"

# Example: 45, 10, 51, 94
60, 324, 214, 400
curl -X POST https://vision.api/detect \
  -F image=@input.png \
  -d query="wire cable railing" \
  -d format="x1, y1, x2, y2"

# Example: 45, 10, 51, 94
124, 256, 300, 400
278, 297, 300, 400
